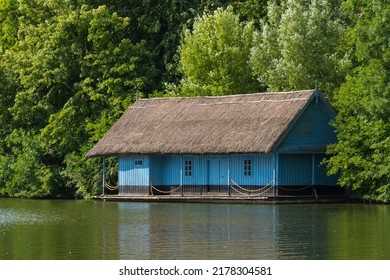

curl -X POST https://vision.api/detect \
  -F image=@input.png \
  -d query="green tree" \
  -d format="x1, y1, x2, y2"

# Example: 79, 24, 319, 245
0, 0, 19, 52
179, 6, 259, 96
0, 2, 156, 197
326, 0, 390, 203
0, 129, 60, 198
1, 0, 238, 198
250, 0, 348, 96
0, 0, 19, 180
127, 0, 230, 88
55, 5, 156, 197
228, 0, 268, 26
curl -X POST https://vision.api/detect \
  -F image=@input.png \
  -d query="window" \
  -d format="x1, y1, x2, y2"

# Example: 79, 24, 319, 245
184, 160, 192, 177
135, 159, 143, 167
244, 159, 252, 176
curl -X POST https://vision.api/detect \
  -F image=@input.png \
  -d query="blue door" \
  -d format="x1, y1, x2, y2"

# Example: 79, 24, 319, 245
208, 159, 228, 192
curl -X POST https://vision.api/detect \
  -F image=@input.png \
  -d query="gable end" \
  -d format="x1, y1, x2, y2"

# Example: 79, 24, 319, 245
273, 94, 337, 153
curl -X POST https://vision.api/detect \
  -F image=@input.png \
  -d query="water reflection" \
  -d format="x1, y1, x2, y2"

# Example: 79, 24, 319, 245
118, 203, 151, 259
0, 199, 389, 260
144, 203, 280, 259
116, 203, 390, 260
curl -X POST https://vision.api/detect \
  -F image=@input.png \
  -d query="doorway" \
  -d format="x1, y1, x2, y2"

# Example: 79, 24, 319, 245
207, 159, 228, 193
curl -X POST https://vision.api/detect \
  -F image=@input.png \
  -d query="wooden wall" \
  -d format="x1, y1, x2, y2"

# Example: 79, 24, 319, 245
117, 97, 339, 194
277, 98, 337, 152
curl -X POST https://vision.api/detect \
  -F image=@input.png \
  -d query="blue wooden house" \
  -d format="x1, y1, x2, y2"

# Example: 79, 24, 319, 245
87, 89, 341, 197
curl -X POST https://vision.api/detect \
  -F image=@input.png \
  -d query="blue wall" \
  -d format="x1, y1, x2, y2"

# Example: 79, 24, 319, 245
314, 154, 338, 185
118, 152, 337, 191
276, 97, 338, 186
278, 153, 337, 186
119, 155, 150, 187
229, 154, 274, 186
154, 154, 274, 187
277, 98, 336, 152
279, 154, 312, 185
119, 154, 275, 189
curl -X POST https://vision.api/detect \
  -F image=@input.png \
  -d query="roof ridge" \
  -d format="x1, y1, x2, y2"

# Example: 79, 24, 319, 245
138, 89, 315, 102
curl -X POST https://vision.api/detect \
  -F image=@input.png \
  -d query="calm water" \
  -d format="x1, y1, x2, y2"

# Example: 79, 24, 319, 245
0, 198, 389, 260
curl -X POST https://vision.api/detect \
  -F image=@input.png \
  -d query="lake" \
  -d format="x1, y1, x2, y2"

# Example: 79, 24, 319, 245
0, 198, 389, 260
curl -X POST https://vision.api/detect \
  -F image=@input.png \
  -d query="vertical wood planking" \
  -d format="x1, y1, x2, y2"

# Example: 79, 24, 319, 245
118, 155, 150, 187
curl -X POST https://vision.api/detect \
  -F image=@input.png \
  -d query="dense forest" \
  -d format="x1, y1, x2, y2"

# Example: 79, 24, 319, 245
0, 0, 389, 202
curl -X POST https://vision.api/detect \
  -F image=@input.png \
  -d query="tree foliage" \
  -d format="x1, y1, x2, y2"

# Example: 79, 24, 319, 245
228, 0, 268, 27
0, 0, 19, 51
179, 6, 259, 96
0, 0, 234, 198
126, 0, 228, 87
250, 0, 348, 96
326, 1, 390, 202
0, 1, 156, 197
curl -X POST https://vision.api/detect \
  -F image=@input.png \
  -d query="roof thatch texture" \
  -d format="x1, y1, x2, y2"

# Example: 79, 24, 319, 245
86, 90, 315, 157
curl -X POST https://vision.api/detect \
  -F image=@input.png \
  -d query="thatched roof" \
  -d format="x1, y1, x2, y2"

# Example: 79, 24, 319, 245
86, 90, 320, 157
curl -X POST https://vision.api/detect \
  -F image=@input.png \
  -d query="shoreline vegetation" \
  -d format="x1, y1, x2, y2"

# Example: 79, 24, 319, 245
0, 1, 389, 203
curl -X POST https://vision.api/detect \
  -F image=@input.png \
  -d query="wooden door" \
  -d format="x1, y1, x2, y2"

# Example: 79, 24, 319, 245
207, 159, 228, 192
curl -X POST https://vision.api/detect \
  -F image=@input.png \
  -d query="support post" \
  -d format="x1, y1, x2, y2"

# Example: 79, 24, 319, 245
312, 154, 315, 196
227, 156, 230, 195
102, 157, 106, 196
273, 168, 276, 197
274, 152, 279, 197
312, 154, 315, 186
181, 156, 184, 196
181, 169, 184, 196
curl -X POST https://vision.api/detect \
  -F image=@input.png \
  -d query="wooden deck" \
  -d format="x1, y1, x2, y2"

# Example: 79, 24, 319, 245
95, 193, 350, 204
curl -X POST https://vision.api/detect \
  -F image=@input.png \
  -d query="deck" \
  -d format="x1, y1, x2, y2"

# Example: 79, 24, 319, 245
95, 193, 350, 204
